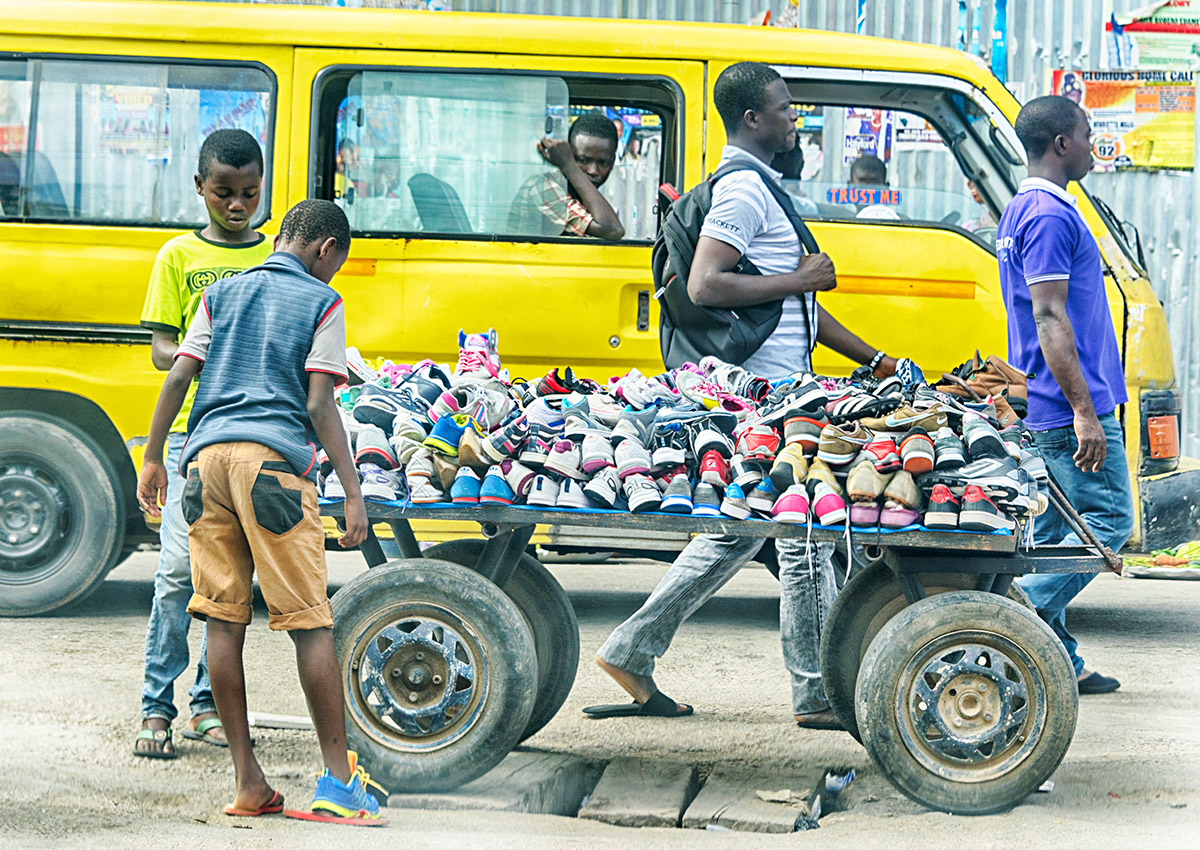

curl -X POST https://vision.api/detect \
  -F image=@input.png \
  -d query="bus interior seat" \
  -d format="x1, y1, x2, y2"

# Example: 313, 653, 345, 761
407, 173, 472, 234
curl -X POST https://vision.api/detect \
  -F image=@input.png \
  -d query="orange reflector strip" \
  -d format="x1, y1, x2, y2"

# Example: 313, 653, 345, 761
338, 259, 377, 276
1147, 415, 1180, 459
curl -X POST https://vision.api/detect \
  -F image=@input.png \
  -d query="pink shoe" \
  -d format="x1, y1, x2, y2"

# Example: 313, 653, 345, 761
770, 485, 810, 524
810, 481, 848, 525
714, 391, 755, 420
849, 501, 882, 525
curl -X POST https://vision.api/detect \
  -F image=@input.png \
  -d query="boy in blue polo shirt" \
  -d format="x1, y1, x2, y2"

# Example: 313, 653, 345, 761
997, 95, 1131, 695
137, 200, 384, 824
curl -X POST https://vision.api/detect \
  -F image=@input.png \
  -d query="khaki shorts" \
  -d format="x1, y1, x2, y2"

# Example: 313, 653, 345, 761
183, 441, 332, 631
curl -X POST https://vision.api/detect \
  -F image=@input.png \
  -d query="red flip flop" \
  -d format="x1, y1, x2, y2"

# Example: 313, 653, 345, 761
283, 809, 389, 827
223, 789, 284, 817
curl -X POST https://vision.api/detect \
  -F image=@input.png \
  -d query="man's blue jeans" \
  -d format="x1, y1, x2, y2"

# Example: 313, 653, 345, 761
140, 432, 215, 722
1018, 413, 1133, 677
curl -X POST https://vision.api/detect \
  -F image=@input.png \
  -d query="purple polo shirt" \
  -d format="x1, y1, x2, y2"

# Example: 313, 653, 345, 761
996, 178, 1126, 430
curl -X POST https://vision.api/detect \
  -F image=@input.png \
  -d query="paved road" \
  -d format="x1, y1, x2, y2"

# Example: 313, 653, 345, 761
1, 551, 1197, 848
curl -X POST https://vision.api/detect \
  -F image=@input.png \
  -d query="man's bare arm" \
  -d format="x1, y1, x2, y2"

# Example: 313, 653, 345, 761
137, 355, 200, 515
688, 236, 837, 307
1030, 279, 1105, 472
150, 330, 179, 371
538, 138, 624, 241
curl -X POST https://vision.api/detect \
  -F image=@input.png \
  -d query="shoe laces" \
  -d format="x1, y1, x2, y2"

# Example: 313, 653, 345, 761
457, 348, 499, 377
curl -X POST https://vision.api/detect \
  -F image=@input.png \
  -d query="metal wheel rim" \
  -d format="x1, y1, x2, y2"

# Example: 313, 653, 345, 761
345, 603, 488, 752
0, 460, 74, 573
895, 629, 1045, 783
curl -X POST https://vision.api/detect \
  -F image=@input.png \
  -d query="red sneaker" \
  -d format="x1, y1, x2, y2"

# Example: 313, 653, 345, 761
736, 423, 781, 464
860, 436, 901, 472
699, 450, 731, 488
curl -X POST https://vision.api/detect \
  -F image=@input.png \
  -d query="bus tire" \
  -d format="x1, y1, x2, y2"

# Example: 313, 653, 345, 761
0, 414, 124, 616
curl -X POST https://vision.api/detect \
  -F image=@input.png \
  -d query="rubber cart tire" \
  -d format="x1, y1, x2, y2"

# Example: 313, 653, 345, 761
856, 590, 1077, 815
332, 558, 537, 792
820, 560, 1033, 742
422, 539, 579, 742
0, 415, 124, 616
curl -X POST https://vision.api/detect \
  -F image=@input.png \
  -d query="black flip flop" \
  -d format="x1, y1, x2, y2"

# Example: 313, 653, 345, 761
582, 690, 694, 719
795, 715, 844, 731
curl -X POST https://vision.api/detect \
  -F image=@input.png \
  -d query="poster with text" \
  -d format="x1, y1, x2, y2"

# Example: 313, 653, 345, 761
842, 108, 894, 166
1052, 69, 1194, 170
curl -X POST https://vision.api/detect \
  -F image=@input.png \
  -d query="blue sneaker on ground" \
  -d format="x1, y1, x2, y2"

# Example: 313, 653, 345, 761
299, 751, 388, 827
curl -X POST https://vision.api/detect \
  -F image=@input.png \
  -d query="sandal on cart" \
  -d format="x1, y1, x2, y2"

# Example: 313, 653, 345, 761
582, 690, 694, 719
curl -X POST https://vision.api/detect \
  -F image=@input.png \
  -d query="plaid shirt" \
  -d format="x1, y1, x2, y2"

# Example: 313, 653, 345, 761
508, 171, 594, 236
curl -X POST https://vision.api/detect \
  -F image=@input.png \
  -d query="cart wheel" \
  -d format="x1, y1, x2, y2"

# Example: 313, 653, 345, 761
331, 558, 537, 792
422, 539, 579, 742
855, 590, 1077, 815
820, 561, 1033, 742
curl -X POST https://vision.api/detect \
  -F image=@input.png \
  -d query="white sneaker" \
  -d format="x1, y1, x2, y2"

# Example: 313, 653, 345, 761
583, 466, 619, 508
409, 477, 444, 504
389, 434, 425, 466
391, 410, 428, 442
323, 469, 355, 500
556, 478, 590, 509
543, 439, 586, 480
355, 424, 398, 470
406, 449, 434, 480
360, 463, 401, 501
527, 474, 560, 507
345, 346, 379, 385
502, 458, 537, 498
615, 439, 652, 480
580, 434, 615, 474
623, 474, 661, 513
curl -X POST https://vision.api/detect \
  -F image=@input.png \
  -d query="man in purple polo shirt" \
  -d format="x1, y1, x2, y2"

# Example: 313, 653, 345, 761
998, 95, 1132, 695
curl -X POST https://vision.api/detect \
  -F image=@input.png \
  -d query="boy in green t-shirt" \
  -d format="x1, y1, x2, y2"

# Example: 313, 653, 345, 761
134, 129, 274, 759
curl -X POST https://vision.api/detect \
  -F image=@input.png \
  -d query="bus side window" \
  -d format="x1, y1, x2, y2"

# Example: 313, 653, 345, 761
313, 68, 680, 244
0, 57, 274, 227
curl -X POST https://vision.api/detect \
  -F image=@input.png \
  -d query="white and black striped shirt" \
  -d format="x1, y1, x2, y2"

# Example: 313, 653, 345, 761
699, 145, 817, 378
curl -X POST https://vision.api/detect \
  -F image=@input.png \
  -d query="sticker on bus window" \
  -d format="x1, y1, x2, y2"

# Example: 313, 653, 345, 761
826, 187, 902, 206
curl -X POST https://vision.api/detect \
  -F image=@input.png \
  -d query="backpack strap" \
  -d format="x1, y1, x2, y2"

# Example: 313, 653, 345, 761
707, 160, 821, 355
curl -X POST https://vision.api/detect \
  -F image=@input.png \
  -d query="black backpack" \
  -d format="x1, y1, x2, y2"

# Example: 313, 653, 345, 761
652, 161, 821, 369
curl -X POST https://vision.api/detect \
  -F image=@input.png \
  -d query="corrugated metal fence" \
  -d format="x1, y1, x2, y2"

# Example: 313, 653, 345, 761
451, 0, 1200, 453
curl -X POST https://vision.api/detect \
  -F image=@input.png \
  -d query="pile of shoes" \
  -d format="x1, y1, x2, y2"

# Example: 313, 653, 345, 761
317, 331, 1047, 533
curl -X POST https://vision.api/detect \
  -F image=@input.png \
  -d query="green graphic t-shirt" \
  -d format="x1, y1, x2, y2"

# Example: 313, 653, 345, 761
140, 231, 274, 433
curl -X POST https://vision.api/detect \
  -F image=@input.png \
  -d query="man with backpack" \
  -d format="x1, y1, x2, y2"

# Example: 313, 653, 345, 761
586, 62, 896, 730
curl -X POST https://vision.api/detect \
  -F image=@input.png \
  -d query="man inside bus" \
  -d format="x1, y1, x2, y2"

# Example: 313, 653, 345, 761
507, 111, 625, 240
849, 154, 901, 220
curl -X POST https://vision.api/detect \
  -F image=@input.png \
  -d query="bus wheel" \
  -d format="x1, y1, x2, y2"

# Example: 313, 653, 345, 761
0, 415, 124, 616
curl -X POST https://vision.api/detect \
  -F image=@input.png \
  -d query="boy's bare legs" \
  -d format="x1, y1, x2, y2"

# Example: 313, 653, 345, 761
291, 627, 352, 784
206, 618, 278, 810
